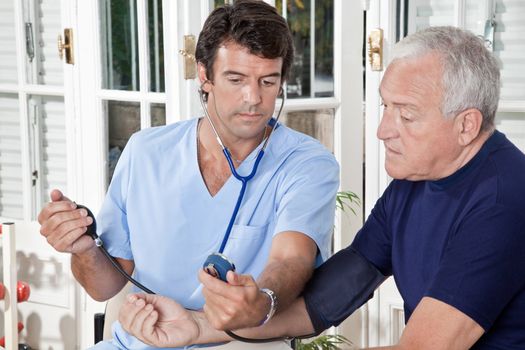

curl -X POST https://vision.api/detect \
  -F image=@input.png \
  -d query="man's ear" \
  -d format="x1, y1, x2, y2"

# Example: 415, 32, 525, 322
455, 108, 483, 146
198, 63, 212, 92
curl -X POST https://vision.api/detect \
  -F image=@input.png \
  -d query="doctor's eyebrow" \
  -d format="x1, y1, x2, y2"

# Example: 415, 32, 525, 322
222, 70, 281, 78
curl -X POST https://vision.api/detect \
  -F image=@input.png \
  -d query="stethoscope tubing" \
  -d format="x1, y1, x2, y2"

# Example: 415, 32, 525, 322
87, 85, 296, 344
219, 150, 265, 253
198, 81, 285, 254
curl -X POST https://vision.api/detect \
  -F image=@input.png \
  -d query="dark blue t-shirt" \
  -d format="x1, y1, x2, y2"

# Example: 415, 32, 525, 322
352, 131, 525, 349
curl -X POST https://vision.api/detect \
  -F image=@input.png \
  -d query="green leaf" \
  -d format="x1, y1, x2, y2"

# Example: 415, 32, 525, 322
295, 334, 352, 350
336, 191, 361, 216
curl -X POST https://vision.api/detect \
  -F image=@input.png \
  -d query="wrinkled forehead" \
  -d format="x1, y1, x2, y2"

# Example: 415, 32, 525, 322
380, 54, 443, 103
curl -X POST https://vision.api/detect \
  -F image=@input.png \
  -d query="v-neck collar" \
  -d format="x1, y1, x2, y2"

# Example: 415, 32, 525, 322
193, 118, 281, 199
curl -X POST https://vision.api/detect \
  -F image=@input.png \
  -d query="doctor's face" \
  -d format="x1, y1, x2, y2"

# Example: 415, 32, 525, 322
199, 42, 283, 144
377, 53, 462, 181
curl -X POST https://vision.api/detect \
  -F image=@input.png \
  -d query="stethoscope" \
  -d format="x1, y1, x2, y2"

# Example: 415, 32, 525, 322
82, 81, 298, 343
198, 81, 292, 343
199, 80, 285, 274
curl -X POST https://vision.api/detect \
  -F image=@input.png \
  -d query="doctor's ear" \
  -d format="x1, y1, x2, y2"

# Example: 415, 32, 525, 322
198, 63, 212, 92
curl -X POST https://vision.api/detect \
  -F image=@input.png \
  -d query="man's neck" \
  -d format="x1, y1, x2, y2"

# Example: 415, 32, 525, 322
438, 129, 494, 180
198, 117, 266, 164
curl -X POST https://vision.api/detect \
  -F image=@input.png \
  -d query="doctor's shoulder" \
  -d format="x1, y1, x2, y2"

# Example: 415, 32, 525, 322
128, 119, 196, 151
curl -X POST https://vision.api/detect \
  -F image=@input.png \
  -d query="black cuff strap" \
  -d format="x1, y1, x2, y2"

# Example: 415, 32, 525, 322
303, 247, 386, 333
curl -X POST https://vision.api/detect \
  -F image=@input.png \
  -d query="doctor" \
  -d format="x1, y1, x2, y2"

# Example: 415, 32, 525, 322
37, 1, 339, 349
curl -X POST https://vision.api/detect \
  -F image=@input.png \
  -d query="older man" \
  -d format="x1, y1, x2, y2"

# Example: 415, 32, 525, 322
119, 26, 525, 350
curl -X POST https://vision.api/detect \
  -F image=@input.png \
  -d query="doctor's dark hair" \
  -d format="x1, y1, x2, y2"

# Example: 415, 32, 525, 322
391, 26, 500, 132
195, 0, 294, 83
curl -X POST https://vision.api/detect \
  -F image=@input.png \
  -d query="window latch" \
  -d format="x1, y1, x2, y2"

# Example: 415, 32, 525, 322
483, 16, 496, 51
32, 170, 38, 186
25, 22, 35, 62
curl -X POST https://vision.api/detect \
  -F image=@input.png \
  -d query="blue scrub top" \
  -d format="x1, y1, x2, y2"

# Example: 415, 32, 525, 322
94, 118, 339, 350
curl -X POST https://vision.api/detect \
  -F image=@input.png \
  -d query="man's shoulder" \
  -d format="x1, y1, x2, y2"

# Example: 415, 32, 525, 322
482, 131, 525, 209
271, 123, 336, 162
130, 119, 195, 148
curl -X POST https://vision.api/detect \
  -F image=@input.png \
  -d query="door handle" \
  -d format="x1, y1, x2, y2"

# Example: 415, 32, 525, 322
368, 28, 383, 71
57, 28, 74, 65
179, 35, 196, 79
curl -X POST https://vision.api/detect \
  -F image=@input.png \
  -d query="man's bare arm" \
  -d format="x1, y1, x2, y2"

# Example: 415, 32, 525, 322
200, 231, 318, 330
367, 297, 484, 350
71, 248, 134, 301
119, 293, 315, 347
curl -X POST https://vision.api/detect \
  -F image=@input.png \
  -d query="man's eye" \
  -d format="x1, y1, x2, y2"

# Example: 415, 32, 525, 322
380, 101, 387, 108
261, 80, 276, 87
401, 115, 411, 122
228, 78, 242, 84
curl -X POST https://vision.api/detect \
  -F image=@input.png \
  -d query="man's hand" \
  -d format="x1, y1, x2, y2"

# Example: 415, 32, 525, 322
38, 189, 94, 254
199, 269, 271, 330
119, 293, 201, 347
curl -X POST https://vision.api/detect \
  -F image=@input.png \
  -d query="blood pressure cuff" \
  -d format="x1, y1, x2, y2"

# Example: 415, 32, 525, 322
302, 247, 387, 333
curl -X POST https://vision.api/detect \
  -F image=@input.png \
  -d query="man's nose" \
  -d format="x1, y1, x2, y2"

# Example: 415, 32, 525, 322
242, 82, 262, 105
377, 108, 398, 140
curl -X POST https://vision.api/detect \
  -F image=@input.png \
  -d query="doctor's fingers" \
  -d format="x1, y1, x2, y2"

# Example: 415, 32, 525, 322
199, 269, 257, 295
202, 287, 250, 321
38, 196, 76, 225
44, 218, 93, 253
198, 269, 227, 293
40, 206, 92, 237
226, 271, 257, 287
45, 226, 88, 253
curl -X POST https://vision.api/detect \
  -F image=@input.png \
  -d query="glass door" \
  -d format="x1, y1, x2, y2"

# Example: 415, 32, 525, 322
0, 0, 76, 221
0, 1, 81, 349
99, 0, 166, 186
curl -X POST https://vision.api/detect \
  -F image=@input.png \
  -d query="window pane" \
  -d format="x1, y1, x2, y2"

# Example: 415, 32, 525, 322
280, 0, 311, 98
496, 112, 525, 153
493, 0, 525, 101
0, 93, 23, 219
106, 100, 140, 184
277, 0, 334, 98
28, 0, 64, 85
148, 0, 165, 92
213, 0, 228, 8
0, 1, 18, 84
151, 103, 166, 127
281, 109, 334, 152
32, 95, 67, 213
100, 0, 139, 91
314, 0, 334, 97
409, 0, 455, 31
465, 0, 484, 34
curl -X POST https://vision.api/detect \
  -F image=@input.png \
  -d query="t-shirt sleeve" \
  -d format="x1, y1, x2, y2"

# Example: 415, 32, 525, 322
273, 154, 339, 263
96, 134, 137, 260
426, 205, 525, 331
351, 186, 394, 276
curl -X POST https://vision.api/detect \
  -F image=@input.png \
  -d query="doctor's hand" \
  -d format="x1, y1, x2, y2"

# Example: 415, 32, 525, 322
38, 189, 94, 254
199, 269, 272, 330
119, 293, 201, 348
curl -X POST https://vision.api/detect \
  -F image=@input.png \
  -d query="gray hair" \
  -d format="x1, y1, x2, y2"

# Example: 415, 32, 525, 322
391, 26, 500, 131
